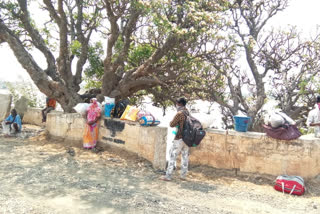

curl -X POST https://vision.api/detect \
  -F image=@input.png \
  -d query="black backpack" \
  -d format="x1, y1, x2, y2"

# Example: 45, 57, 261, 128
182, 111, 206, 147
112, 99, 129, 118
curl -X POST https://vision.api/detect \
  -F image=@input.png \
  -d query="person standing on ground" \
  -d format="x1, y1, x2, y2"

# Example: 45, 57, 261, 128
42, 97, 56, 122
2, 109, 22, 135
83, 98, 101, 149
161, 97, 190, 181
306, 96, 320, 137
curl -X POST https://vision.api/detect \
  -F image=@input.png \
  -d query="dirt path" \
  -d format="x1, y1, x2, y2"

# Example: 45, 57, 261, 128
0, 134, 319, 214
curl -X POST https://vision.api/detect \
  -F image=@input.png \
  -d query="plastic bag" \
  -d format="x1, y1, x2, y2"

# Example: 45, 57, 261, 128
73, 103, 90, 115
120, 105, 140, 121
192, 113, 214, 129
103, 97, 115, 105
2, 121, 11, 135
139, 116, 160, 126
137, 110, 153, 120
102, 97, 114, 117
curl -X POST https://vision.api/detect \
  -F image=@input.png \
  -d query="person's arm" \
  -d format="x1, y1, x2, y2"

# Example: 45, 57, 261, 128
170, 112, 183, 127
306, 111, 320, 126
87, 112, 101, 125
5, 115, 12, 124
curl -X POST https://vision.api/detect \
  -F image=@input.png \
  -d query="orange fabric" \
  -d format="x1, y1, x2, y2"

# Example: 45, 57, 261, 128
83, 122, 99, 149
47, 99, 56, 109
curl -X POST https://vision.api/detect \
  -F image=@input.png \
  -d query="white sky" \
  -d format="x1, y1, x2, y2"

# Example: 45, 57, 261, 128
0, 0, 319, 82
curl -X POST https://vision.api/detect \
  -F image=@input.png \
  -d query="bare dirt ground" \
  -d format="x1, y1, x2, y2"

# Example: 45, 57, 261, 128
0, 126, 320, 214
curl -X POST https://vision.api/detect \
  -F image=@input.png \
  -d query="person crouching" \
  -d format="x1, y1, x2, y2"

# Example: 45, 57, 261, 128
2, 109, 22, 135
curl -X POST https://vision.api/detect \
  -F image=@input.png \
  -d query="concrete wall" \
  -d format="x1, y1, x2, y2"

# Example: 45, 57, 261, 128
99, 118, 167, 170
46, 112, 85, 141
44, 110, 167, 170
24, 108, 320, 178
23, 108, 62, 126
189, 129, 320, 178
0, 94, 12, 121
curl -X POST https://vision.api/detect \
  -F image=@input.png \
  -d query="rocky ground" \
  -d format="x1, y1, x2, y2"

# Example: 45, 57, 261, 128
0, 126, 320, 214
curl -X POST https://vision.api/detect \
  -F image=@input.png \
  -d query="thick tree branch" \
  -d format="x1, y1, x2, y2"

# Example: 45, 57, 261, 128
43, 0, 62, 26
17, 0, 59, 81
0, 20, 51, 90
57, 0, 72, 84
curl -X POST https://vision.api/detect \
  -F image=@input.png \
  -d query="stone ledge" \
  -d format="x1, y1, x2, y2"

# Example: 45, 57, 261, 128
45, 113, 167, 170
25, 108, 320, 178
207, 128, 320, 143
23, 108, 62, 126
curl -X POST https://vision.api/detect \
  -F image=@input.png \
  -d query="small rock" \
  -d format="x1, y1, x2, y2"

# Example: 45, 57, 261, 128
66, 148, 75, 156
92, 146, 104, 154
314, 205, 317, 209
107, 158, 121, 163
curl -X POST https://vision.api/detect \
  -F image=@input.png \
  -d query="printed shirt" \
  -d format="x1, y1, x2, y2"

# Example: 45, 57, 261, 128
170, 109, 188, 140
306, 105, 320, 137
5, 114, 22, 131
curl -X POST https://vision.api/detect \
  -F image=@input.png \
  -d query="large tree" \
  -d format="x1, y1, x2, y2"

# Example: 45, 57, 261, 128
0, 0, 227, 112
177, 0, 320, 130
0, 0, 103, 111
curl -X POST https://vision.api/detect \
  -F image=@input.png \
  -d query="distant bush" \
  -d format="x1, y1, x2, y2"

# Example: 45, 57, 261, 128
5, 81, 45, 108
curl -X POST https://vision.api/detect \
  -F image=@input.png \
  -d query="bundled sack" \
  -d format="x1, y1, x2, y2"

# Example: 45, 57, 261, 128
274, 175, 305, 196
263, 124, 301, 140
112, 99, 130, 118
263, 112, 301, 140
265, 111, 296, 128
192, 113, 214, 129
120, 105, 140, 121
139, 115, 160, 126
73, 103, 90, 116
137, 110, 153, 120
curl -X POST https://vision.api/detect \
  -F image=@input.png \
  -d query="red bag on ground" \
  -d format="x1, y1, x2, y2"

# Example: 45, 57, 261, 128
274, 175, 305, 195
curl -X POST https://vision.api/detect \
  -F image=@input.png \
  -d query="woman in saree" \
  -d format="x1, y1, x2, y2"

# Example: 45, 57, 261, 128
83, 98, 101, 149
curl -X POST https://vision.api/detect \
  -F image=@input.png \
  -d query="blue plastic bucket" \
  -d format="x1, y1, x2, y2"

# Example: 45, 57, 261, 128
233, 116, 251, 132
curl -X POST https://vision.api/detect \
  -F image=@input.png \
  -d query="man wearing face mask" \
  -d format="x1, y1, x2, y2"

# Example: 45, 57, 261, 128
306, 95, 320, 138
160, 97, 189, 181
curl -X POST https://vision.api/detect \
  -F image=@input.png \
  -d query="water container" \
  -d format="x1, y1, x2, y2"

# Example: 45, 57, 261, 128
139, 116, 160, 126
233, 116, 251, 132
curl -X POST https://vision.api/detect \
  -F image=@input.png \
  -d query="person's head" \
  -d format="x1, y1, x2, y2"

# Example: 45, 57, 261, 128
176, 97, 187, 107
317, 96, 320, 104
11, 109, 17, 117
90, 98, 98, 104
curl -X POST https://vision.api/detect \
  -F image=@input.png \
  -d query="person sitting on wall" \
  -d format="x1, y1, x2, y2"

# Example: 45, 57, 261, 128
2, 109, 22, 135
263, 110, 301, 140
42, 97, 56, 122
306, 95, 320, 138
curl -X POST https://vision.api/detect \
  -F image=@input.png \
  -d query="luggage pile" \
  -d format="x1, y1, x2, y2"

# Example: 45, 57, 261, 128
103, 98, 160, 127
